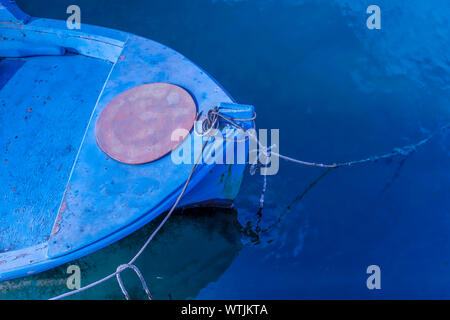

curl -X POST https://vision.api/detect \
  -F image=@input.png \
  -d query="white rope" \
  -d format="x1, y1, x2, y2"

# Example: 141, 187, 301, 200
259, 173, 267, 210
212, 110, 450, 169
49, 130, 211, 300
48, 106, 448, 300
115, 264, 152, 300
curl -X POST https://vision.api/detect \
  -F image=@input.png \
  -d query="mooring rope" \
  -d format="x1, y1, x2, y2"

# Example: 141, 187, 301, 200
49, 137, 211, 300
49, 106, 449, 300
115, 264, 152, 300
211, 109, 449, 219
259, 173, 267, 210
210, 109, 450, 169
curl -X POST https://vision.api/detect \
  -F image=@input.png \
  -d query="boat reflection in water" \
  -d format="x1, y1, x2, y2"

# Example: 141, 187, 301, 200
0, 207, 242, 300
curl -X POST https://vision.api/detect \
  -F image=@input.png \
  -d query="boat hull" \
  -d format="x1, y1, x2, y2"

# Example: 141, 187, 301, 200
0, 1, 253, 282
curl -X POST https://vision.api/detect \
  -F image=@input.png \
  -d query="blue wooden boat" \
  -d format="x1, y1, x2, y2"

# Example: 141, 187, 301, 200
0, 0, 253, 282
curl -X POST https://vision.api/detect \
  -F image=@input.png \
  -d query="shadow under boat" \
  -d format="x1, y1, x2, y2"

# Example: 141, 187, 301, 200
0, 207, 242, 300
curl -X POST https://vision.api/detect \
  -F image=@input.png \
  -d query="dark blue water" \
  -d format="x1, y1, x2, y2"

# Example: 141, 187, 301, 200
9, 0, 450, 299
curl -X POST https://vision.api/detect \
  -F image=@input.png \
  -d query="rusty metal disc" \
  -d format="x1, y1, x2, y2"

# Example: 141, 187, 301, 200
95, 83, 196, 164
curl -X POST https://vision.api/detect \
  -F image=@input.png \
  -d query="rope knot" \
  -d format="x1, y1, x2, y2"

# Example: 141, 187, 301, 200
195, 106, 220, 137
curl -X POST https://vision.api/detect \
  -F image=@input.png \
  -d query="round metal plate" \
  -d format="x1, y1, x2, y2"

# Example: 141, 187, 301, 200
95, 83, 196, 164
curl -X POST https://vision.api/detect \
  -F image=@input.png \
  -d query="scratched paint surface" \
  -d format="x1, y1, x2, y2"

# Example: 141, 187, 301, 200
0, 54, 112, 250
